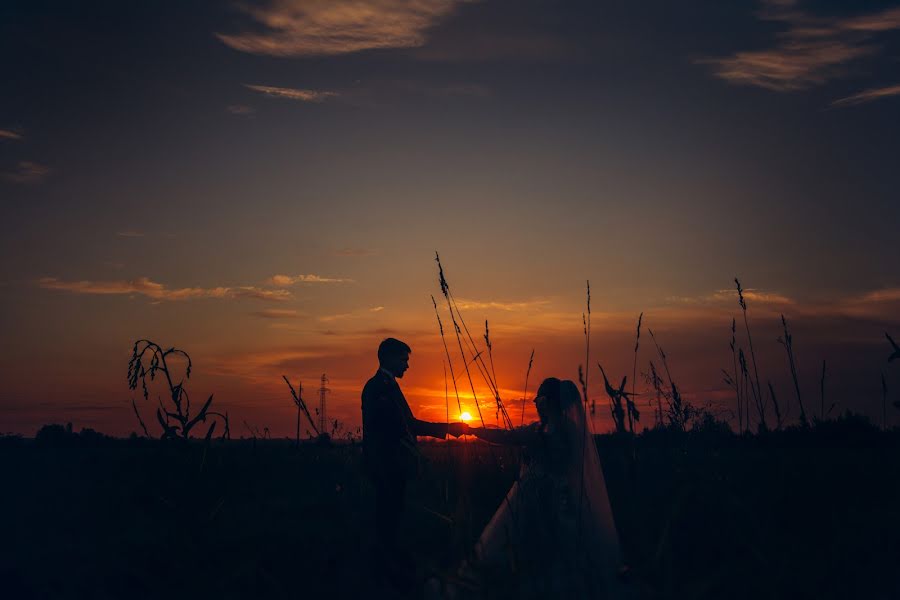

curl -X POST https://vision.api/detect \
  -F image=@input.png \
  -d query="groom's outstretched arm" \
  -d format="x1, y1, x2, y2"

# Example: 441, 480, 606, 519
410, 418, 450, 439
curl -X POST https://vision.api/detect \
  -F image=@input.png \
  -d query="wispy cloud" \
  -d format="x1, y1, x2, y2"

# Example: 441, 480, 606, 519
269, 274, 353, 285
700, 3, 900, 92
217, 0, 472, 57
38, 277, 292, 302
665, 284, 796, 309
244, 84, 338, 102
0, 129, 23, 141
709, 288, 794, 305
251, 308, 303, 319
453, 298, 551, 312
2, 161, 50, 184
849, 287, 900, 304
226, 104, 256, 115
661, 284, 900, 324
832, 84, 900, 107
115, 230, 146, 238
319, 306, 385, 322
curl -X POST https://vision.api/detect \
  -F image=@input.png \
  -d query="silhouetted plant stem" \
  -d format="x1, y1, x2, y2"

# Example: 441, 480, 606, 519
582, 280, 592, 416
598, 363, 628, 433
436, 258, 487, 428
449, 297, 507, 425
284, 376, 317, 439
482, 320, 513, 428
768, 381, 783, 430
630, 312, 643, 434
576, 280, 591, 560
778, 314, 808, 426
649, 329, 690, 430
728, 318, 743, 433
886, 332, 900, 362
131, 398, 150, 438
738, 348, 750, 433
648, 361, 664, 426
432, 295, 464, 420
735, 278, 766, 430
435, 252, 512, 429
521, 349, 534, 426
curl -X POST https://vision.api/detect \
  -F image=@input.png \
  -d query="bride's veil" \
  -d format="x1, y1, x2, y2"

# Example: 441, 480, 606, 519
471, 379, 623, 595
558, 379, 622, 584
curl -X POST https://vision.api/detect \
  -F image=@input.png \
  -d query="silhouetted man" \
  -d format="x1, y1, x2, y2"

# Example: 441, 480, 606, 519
361, 337, 464, 585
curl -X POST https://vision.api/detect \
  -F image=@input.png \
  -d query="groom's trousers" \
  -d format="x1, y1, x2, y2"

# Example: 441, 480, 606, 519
373, 475, 406, 551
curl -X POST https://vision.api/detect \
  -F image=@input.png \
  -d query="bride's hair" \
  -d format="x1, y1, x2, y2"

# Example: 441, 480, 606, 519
536, 377, 562, 412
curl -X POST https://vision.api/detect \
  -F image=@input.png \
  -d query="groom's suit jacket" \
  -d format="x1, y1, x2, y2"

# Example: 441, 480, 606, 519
361, 369, 447, 482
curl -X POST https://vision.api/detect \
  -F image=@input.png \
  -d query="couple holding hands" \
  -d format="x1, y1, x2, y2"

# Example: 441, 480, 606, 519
361, 337, 626, 597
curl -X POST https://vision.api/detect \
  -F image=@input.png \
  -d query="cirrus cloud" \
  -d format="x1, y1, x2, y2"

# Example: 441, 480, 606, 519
700, 2, 900, 93
831, 84, 900, 108
217, 0, 474, 57
244, 84, 338, 102
38, 277, 292, 302
2, 161, 50, 184
0, 129, 23, 141
268, 274, 353, 285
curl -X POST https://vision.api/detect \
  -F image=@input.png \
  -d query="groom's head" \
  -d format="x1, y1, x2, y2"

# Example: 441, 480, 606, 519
378, 337, 411, 379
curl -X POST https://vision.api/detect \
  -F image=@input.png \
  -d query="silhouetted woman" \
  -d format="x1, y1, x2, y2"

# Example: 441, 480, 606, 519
462, 377, 625, 598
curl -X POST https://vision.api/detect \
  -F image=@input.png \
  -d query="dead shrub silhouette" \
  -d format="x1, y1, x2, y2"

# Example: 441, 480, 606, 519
127, 339, 229, 440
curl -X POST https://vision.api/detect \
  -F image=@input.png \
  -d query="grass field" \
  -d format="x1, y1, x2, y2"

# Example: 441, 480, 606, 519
2, 418, 899, 599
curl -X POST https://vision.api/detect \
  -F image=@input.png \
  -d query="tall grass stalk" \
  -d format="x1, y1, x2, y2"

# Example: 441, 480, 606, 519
435, 252, 512, 428
432, 295, 464, 420
432, 254, 519, 539
521, 349, 534, 426
283, 376, 317, 445
886, 332, 900, 362
739, 348, 750, 433
435, 256, 488, 428
735, 278, 766, 430
582, 281, 592, 415
484, 320, 513, 428
577, 280, 591, 560
630, 313, 643, 433
649, 329, 689, 430
768, 381, 783, 430
448, 296, 507, 424
648, 361, 664, 426
778, 315, 808, 426
729, 318, 743, 433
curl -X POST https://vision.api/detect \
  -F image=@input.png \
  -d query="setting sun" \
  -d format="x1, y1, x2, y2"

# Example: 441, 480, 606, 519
459, 412, 473, 422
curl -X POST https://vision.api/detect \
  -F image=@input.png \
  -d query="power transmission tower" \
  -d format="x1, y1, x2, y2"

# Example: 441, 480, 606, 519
318, 373, 330, 435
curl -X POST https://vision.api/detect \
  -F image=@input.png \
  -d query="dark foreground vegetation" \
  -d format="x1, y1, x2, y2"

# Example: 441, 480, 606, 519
2, 417, 900, 599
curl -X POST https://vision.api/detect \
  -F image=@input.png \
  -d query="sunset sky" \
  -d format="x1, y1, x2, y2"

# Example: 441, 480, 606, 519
2, 0, 900, 437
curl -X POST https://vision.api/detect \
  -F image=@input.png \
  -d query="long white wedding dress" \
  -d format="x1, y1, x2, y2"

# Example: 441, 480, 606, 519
469, 380, 624, 598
